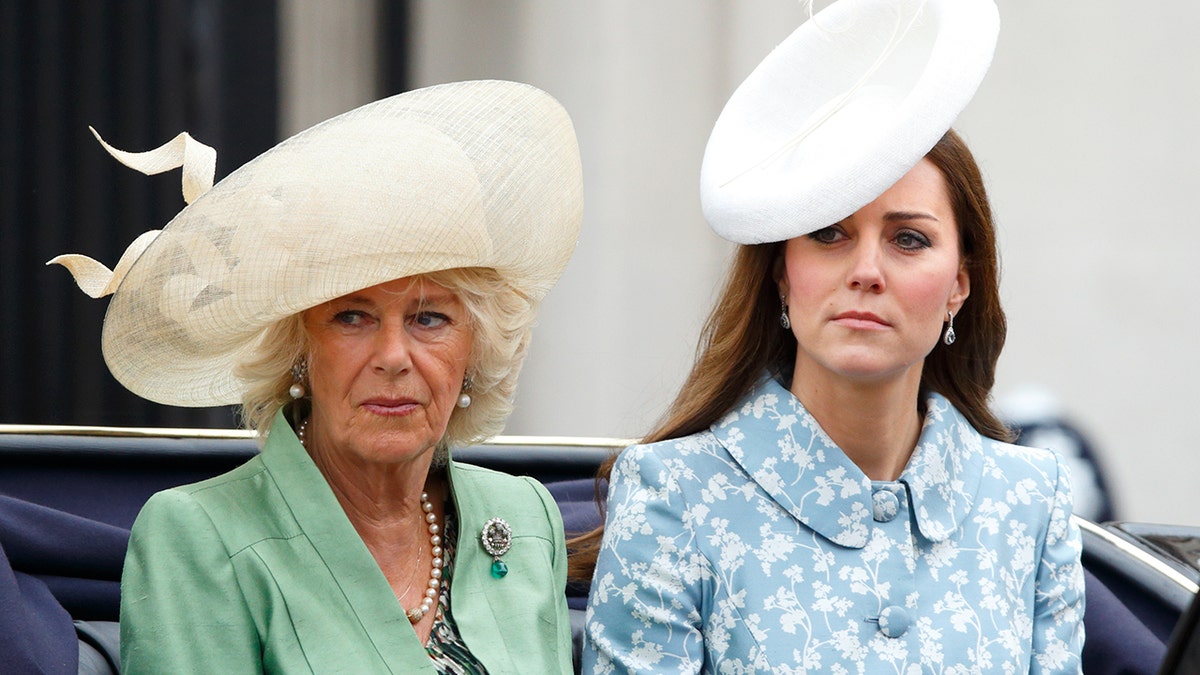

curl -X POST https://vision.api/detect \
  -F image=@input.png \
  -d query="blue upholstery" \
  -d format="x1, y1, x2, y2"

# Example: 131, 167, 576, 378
0, 530, 78, 675
1081, 566, 1165, 674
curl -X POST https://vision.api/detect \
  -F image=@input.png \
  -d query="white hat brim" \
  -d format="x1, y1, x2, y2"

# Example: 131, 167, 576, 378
700, 0, 999, 244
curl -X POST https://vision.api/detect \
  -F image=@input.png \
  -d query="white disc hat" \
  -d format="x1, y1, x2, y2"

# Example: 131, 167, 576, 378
700, 0, 1000, 244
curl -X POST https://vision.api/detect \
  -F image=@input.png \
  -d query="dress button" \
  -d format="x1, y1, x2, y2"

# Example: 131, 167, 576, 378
871, 489, 900, 523
877, 605, 910, 638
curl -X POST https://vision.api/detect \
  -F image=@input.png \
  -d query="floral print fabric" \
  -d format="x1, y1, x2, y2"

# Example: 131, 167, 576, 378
584, 377, 1084, 674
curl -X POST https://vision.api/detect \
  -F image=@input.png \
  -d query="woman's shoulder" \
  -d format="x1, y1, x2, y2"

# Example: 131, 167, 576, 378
449, 460, 547, 493
976, 436, 1073, 506
448, 461, 561, 534
132, 454, 289, 550
146, 454, 269, 510
615, 429, 726, 466
605, 431, 737, 496
931, 394, 1071, 490
985, 436, 1069, 474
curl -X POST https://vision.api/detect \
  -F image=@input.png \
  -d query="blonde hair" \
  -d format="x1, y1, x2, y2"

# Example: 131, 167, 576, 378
235, 268, 538, 448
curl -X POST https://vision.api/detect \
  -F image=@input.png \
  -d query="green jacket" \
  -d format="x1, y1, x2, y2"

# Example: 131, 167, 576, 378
120, 412, 573, 674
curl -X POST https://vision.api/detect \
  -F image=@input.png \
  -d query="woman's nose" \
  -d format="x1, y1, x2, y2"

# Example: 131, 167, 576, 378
372, 321, 413, 374
847, 241, 885, 292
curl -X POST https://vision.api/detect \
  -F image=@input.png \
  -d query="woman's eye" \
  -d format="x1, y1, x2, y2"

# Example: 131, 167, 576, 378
333, 310, 368, 326
413, 312, 449, 329
895, 230, 931, 250
808, 226, 844, 244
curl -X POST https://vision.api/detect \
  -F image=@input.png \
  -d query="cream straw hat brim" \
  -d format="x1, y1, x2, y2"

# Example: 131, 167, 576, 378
52, 80, 583, 407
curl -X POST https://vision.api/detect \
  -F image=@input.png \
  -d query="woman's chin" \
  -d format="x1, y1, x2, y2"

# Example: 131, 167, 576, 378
814, 351, 924, 385
332, 425, 443, 468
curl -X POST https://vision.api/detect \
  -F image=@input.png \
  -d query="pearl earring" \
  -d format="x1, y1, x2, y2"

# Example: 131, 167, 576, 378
943, 311, 956, 346
289, 359, 309, 399
457, 375, 473, 409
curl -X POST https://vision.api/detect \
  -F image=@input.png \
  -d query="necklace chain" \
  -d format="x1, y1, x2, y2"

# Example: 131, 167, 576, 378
296, 418, 443, 624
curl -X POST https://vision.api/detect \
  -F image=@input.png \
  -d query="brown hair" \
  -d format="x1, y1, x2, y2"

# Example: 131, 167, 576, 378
567, 129, 1010, 582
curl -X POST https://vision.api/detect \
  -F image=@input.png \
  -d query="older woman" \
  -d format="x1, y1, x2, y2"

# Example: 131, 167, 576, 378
51, 80, 581, 673
580, 0, 1084, 672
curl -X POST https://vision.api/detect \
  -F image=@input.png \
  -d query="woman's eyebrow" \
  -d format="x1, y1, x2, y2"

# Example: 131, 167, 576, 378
883, 210, 940, 223
332, 294, 378, 309
416, 290, 459, 305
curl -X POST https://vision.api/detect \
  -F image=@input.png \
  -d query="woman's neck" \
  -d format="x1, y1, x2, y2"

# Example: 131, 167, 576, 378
790, 366, 924, 482
306, 438, 433, 531
301, 425, 446, 641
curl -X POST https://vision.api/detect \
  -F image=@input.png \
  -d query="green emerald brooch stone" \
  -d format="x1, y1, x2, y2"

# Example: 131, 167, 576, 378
490, 560, 509, 578
481, 517, 513, 579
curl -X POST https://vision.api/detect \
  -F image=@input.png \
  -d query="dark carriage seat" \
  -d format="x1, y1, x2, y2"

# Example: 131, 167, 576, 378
0, 426, 1195, 674
0, 427, 617, 674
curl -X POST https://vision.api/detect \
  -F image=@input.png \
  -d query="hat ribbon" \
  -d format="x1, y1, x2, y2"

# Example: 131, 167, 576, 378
46, 128, 217, 298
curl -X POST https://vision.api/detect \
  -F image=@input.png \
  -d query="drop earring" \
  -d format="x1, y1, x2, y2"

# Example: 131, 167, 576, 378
779, 296, 791, 330
457, 374, 473, 408
943, 311, 956, 346
289, 358, 309, 399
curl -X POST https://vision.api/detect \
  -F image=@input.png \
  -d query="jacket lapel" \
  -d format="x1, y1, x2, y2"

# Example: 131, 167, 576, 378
260, 412, 433, 672
712, 378, 874, 548
442, 461, 518, 673
899, 394, 986, 543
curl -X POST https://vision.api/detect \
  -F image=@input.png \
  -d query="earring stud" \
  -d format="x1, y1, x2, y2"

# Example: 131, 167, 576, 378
457, 374, 473, 408
289, 359, 309, 399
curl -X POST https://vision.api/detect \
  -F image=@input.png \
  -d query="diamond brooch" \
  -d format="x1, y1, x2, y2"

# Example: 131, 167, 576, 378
480, 517, 512, 579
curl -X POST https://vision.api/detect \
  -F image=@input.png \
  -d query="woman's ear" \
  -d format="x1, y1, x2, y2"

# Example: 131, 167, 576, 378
949, 262, 971, 314
773, 247, 789, 299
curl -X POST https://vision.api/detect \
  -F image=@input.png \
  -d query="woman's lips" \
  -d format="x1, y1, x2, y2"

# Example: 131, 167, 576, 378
360, 398, 420, 416
832, 311, 890, 330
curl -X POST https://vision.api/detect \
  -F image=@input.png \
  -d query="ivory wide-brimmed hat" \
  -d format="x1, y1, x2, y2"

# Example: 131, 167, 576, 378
50, 80, 583, 407
700, 0, 999, 244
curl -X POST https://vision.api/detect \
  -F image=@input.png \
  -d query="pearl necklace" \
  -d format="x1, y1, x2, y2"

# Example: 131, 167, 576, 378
408, 490, 444, 623
296, 419, 443, 624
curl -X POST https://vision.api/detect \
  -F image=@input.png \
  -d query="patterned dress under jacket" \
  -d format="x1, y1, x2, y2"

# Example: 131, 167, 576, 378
584, 376, 1085, 674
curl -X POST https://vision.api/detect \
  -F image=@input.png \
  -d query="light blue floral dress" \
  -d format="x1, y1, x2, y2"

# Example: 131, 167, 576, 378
584, 377, 1085, 674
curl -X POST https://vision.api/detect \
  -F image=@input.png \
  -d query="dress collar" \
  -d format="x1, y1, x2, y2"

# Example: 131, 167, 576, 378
710, 377, 985, 548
